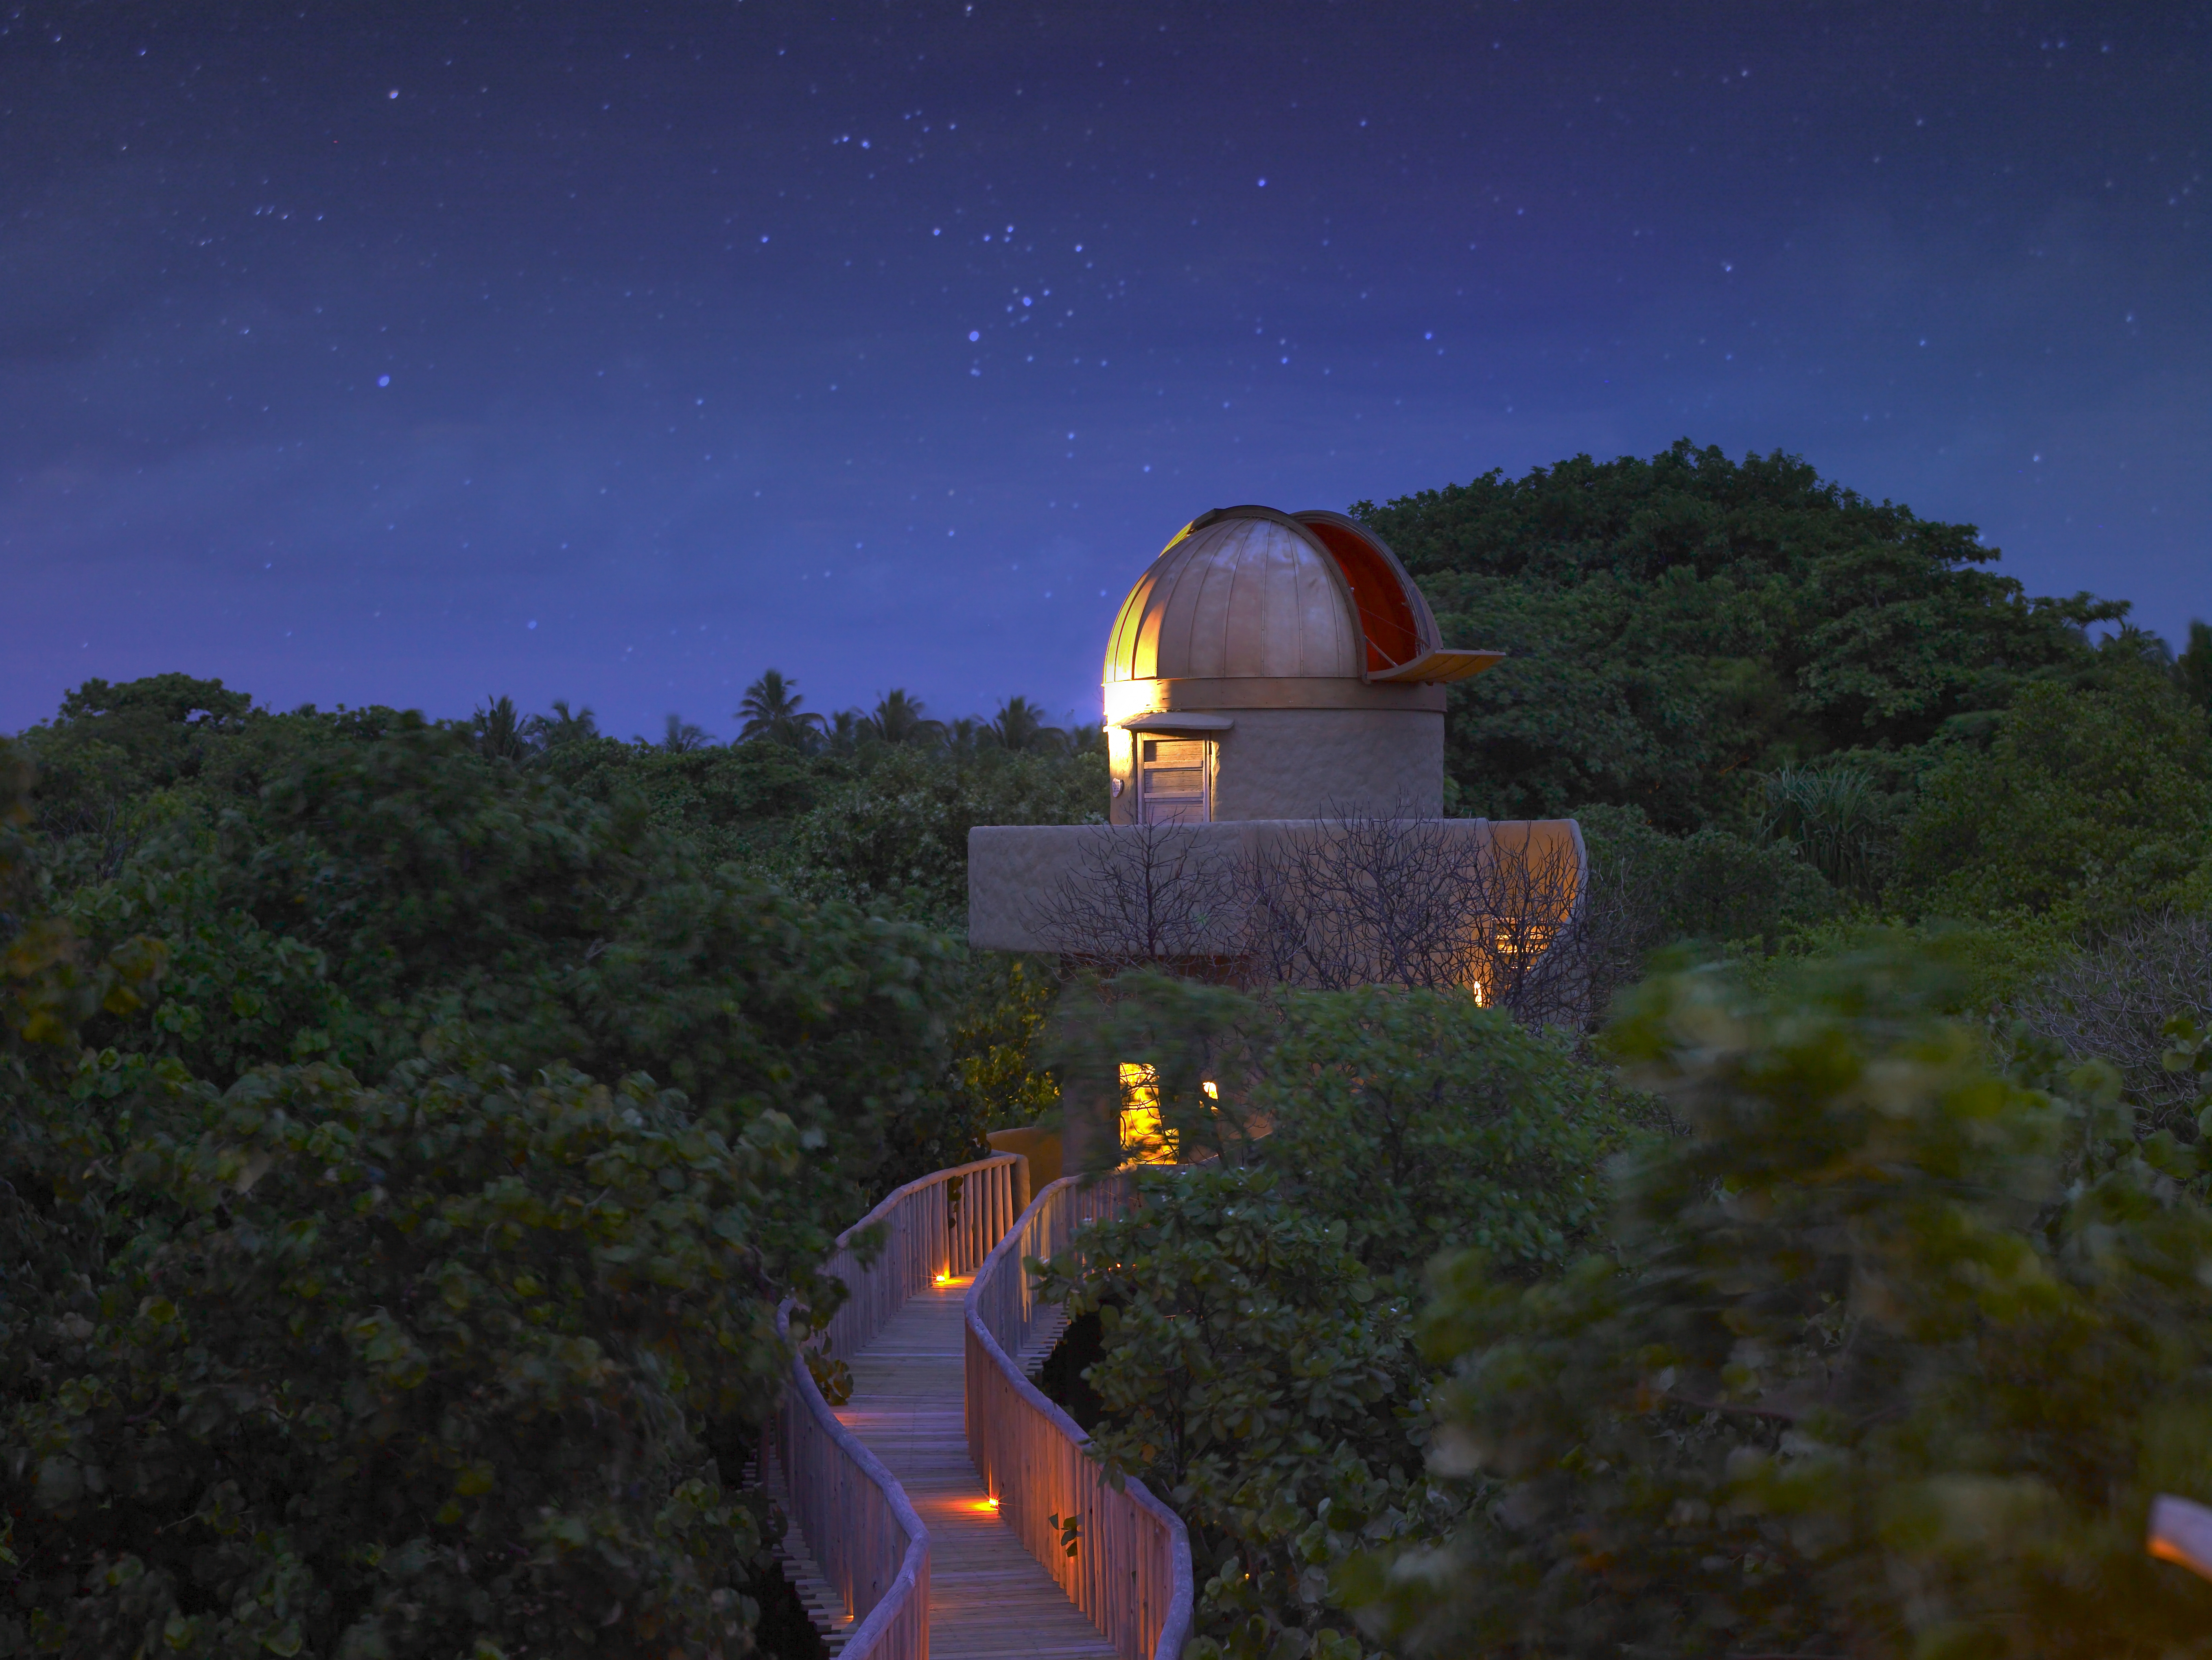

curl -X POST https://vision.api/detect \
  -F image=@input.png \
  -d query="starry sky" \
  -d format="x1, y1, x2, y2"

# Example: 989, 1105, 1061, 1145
4, 1, 2206, 738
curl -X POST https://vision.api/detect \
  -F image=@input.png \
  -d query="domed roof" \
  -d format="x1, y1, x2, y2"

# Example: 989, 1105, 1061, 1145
1104, 505, 1489, 685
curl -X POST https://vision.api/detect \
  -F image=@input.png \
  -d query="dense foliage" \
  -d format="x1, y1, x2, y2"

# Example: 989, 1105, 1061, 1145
1, 671, 1097, 1656
1357, 440, 2122, 831
1036, 980, 1637, 1658
1356, 945, 2212, 1660
12, 439, 2212, 1658
1891, 673, 2212, 924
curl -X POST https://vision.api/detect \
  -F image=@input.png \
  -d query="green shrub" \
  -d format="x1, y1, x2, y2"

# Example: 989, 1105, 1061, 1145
1038, 976, 1634, 1657
4, 1045, 804, 1658
784, 743, 1104, 921
1574, 802, 1839, 948
1357, 943, 2212, 1659
1890, 671, 2212, 924
1036, 1167, 1420, 1660
1247, 987, 1628, 1284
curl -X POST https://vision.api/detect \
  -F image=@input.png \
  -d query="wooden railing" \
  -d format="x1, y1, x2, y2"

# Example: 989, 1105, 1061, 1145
772, 1300, 929, 1658
809, 1153, 1025, 1360
774, 1153, 1023, 1659
966, 1173, 1197, 1660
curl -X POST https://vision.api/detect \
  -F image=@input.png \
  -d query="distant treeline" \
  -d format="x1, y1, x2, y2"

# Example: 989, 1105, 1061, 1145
466, 673, 1102, 762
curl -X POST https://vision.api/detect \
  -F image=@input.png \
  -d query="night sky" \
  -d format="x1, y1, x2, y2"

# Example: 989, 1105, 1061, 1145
4, 2, 2206, 739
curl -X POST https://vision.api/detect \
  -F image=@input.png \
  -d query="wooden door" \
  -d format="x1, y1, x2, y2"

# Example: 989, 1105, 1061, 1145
1138, 738, 1210, 824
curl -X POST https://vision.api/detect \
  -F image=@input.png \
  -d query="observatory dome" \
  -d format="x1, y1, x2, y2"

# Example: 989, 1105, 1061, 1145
1099, 505, 1502, 825
1103, 506, 1454, 683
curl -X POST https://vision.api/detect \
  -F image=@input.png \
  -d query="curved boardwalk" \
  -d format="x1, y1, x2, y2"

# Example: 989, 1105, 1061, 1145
837, 1277, 1117, 1660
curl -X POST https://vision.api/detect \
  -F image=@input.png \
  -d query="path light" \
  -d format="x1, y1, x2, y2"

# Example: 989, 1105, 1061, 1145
934, 1271, 951, 1286
2151, 1495, 2212, 1580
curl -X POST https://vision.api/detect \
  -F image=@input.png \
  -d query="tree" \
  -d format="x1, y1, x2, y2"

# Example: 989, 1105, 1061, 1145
0, 739, 817, 1656
1759, 763, 1891, 897
1038, 1167, 1416, 1660
1888, 669, 2212, 922
525, 697, 599, 750
865, 688, 942, 747
1357, 943, 2212, 1660
470, 694, 536, 761
658, 713, 716, 753
21, 674, 262, 862
987, 696, 1064, 754
736, 670, 824, 749
1354, 441, 2121, 830
1034, 976, 1633, 1660
2175, 618, 2212, 720
785, 741, 1106, 921
55, 672, 254, 731
2, 1046, 801, 1657
823, 708, 866, 753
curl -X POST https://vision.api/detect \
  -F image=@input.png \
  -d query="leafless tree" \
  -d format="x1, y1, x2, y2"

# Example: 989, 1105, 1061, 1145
1026, 822, 1243, 976
2012, 911, 2212, 1131
1030, 808, 1648, 1033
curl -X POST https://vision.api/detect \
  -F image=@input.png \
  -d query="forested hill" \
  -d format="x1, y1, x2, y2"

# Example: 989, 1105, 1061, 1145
1357, 439, 2139, 830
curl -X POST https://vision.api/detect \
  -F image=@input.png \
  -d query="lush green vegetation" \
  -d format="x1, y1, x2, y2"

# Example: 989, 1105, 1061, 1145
1036, 980, 1643, 1659
1026, 446, 2212, 1658
7, 439, 2211, 1658
1356, 944, 2212, 1660
1, 675, 1092, 1655
1360, 439, 2142, 830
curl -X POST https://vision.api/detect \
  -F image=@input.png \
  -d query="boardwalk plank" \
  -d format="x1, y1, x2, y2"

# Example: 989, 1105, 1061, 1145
837, 1280, 1118, 1660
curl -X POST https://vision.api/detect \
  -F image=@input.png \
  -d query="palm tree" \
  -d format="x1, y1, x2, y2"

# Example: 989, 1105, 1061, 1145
867, 688, 944, 747
736, 669, 825, 748
825, 708, 867, 752
987, 696, 1065, 754
659, 714, 715, 752
527, 698, 599, 750
943, 716, 984, 756
472, 694, 536, 762
1761, 765, 1886, 897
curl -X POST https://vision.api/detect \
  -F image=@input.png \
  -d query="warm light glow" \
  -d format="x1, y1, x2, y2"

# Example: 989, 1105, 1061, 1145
933, 1271, 950, 1286
1116, 1065, 1224, 1164
1117, 1063, 1172, 1165
973, 1496, 1001, 1513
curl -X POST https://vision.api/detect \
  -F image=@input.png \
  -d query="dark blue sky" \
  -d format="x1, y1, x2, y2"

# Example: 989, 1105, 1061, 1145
4, 1, 2205, 738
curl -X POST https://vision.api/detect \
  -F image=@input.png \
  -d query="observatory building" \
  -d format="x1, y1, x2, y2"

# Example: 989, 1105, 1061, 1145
968, 503, 1584, 962
971, 502, 1587, 1177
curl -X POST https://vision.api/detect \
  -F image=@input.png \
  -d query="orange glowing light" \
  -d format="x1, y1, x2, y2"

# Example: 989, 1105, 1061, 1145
1115, 1065, 1226, 1165
933, 1271, 951, 1286
973, 1496, 1001, 1513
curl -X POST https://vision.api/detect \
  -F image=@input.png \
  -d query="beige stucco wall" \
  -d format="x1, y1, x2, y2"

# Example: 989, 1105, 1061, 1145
968, 817, 1586, 956
1104, 677, 1449, 825
1211, 706, 1444, 819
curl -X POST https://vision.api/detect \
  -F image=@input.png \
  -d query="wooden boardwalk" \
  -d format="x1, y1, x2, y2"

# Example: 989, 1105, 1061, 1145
836, 1278, 1119, 1660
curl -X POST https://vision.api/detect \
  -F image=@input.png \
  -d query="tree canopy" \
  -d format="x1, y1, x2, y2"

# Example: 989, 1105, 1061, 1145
1357, 440, 2123, 830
